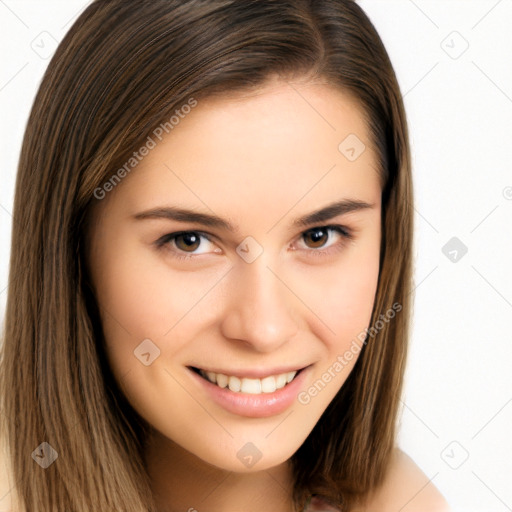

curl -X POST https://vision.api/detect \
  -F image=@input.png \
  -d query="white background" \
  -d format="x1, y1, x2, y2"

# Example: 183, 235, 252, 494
1, 1, 511, 511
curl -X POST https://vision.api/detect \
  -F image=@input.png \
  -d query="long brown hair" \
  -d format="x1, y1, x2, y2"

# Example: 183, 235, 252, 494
0, 1, 413, 510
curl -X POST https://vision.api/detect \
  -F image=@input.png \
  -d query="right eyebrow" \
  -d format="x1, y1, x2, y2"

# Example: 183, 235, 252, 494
133, 207, 239, 232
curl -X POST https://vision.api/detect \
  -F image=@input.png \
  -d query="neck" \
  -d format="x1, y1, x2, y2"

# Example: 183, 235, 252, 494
144, 429, 296, 512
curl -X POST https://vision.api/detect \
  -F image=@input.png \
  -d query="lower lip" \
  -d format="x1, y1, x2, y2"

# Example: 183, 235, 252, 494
187, 366, 311, 418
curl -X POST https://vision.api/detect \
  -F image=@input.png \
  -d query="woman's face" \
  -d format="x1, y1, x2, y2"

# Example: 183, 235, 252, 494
86, 79, 382, 472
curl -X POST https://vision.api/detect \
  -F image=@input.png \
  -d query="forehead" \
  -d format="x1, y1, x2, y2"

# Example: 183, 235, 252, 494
97, 80, 381, 223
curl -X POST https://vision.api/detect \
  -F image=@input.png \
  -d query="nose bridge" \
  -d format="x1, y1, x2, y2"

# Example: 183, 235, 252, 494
220, 252, 299, 351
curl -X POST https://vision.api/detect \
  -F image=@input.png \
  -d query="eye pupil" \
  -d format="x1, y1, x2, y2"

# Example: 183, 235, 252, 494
176, 233, 200, 251
305, 228, 328, 248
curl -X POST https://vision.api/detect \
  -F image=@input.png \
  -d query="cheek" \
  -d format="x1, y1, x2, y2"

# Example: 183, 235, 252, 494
92, 234, 218, 342
90, 234, 232, 389
293, 238, 380, 409
89, 243, 212, 420
334, 251, 379, 335
298, 233, 381, 352
89, 238, 173, 375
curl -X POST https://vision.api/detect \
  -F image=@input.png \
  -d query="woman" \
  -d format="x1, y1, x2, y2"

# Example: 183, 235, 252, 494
0, 0, 451, 510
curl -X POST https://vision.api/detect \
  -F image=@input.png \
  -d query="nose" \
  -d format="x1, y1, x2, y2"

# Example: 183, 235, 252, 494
219, 254, 299, 353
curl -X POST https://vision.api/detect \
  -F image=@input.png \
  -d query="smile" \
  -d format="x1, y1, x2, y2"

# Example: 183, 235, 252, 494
187, 364, 310, 418
193, 367, 299, 394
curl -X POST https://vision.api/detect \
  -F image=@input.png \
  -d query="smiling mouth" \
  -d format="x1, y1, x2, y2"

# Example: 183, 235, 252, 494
189, 366, 303, 394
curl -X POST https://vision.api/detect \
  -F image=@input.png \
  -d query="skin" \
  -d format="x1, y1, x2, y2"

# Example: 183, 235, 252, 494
83, 77, 449, 511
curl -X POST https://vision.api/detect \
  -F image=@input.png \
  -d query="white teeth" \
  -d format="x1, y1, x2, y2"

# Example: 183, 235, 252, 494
228, 376, 241, 392
261, 376, 276, 393
198, 369, 299, 394
286, 371, 297, 383
216, 373, 228, 388
241, 378, 261, 394
275, 373, 287, 389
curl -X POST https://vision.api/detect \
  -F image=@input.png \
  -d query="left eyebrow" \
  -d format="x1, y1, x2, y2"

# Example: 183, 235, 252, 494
132, 199, 375, 232
292, 199, 376, 228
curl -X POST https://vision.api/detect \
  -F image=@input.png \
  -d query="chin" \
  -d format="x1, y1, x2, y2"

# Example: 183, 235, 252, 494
178, 434, 300, 474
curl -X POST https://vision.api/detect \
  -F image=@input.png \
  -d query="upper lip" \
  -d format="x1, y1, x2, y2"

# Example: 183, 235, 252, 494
188, 364, 308, 379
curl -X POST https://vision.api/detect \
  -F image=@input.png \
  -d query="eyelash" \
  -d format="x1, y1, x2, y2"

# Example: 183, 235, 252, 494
155, 225, 354, 261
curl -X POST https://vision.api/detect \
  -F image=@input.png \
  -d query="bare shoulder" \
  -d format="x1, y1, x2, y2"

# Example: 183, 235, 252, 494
358, 448, 452, 512
0, 431, 20, 512
0, 453, 12, 511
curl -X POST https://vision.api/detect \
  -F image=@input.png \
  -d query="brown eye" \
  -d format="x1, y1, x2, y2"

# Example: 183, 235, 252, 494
303, 227, 329, 248
156, 230, 221, 260
174, 232, 201, 252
